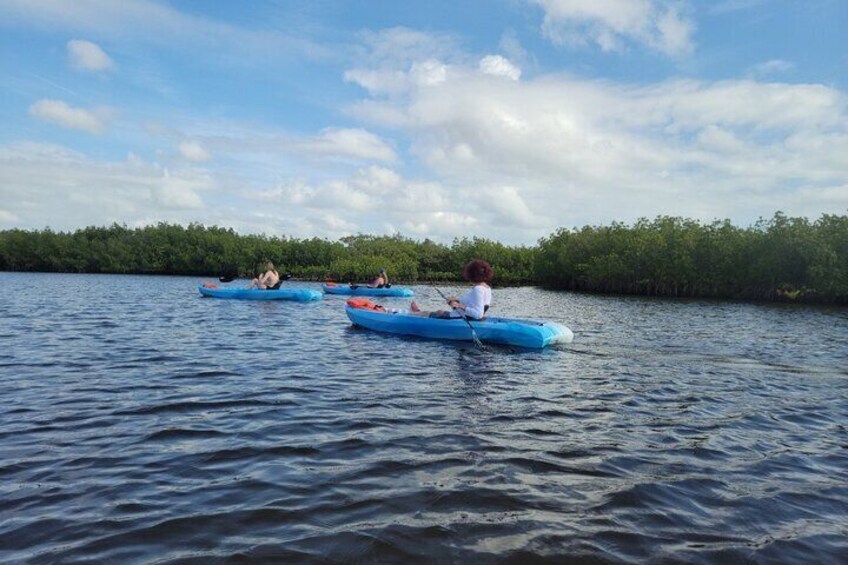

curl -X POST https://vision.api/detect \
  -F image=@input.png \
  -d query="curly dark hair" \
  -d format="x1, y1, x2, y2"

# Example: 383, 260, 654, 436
463, 259, 494, 283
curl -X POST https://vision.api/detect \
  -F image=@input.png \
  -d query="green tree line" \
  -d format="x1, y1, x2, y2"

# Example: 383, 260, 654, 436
0, 223, 534, 285
1, 212, 845, 303
535, 212, 848, 303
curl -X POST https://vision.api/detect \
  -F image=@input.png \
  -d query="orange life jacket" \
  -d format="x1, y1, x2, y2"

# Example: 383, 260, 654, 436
346, 298, 385, 311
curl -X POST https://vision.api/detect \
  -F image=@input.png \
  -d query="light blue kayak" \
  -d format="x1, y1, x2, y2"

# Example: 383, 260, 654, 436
323, 283, 414, 297
345, 305, 573, 348
199, 285, 322, 301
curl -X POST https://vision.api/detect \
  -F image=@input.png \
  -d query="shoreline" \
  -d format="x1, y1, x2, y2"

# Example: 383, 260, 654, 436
4, 270, 845, 307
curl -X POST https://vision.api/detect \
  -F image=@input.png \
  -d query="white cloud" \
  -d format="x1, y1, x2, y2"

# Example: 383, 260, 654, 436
499, 30, 530, 70
749, 59, 795, 77
343, 68, 409, 96
178, 141, 211, 162
29, 99, 111, 134
345, 51, 848, 236
344, 28, 463, 96
296, 128, 396, 162
530, 0, 695, 56
479, 55, 521, 81
410, 59, 448, 86
67, 39, 114, 71
486, 186, 540, 227
151, 170, 206, 209
0, 143, 212, 231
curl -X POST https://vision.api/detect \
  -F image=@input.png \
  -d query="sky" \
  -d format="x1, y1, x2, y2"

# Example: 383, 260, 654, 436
0, 0, 846, 244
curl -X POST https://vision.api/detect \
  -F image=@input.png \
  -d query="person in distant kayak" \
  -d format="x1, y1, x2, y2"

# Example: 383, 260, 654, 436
247, 261, 282, 290
371, 268, 389, 288
350, 268, 389, 289
410, 259, 493, 320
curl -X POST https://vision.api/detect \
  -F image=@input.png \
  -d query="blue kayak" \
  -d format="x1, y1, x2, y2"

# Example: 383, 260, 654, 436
323, 284, 414, 297
199, 285, 322, 301
345, 305, 573, 348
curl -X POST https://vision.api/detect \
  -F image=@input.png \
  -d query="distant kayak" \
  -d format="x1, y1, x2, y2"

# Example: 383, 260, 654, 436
345, 304, 573, 348
199, 285, 322, 301
323, 283, 414, 297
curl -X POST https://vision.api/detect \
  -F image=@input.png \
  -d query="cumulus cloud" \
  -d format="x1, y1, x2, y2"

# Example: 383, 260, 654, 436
345, 45, 848, 235
530, 0, 695, 56
479, 55, 521, 80
250, 164, 549, 241
0, 136, 470, 240
178, 141, 211, 162
344, 60, 450, 95
29, 99, 112, 134
67, 39, 114, 71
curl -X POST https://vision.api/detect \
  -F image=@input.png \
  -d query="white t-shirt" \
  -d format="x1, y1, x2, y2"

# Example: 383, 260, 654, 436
453, 284, 492, 319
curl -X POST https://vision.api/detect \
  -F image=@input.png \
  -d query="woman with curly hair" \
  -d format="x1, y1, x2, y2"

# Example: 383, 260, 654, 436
411, 259, 493, 319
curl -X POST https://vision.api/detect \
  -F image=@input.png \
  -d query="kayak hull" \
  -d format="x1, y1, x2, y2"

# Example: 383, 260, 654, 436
323, 284, 414, 297
345, 305, 573, 348
199, 286, 322, 301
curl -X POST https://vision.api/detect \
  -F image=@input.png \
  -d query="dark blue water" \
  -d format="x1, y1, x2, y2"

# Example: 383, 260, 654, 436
1, 272, 846, 563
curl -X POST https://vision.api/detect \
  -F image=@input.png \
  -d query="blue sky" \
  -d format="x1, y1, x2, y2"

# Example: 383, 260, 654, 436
1, 0, 846, 244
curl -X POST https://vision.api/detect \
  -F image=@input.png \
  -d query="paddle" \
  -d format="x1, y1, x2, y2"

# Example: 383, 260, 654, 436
433, 287, 485, 350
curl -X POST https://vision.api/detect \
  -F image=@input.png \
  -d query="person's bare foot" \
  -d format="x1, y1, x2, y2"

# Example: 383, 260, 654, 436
410, 300, 421, 312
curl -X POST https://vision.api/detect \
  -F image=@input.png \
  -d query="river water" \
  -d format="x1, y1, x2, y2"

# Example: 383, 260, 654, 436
1, 272, 846, 563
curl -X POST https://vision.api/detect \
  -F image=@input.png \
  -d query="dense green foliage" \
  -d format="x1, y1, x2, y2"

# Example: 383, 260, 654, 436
1, 212, 845, 303
535, 213, 848, 303
0, 223, 534, 285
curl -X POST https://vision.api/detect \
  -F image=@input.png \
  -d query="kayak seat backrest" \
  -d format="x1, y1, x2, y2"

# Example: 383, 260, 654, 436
268, 280, 283, 290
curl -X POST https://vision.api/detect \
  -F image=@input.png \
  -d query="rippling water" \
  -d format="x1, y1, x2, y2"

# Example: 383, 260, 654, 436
1, 272, 846, 563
